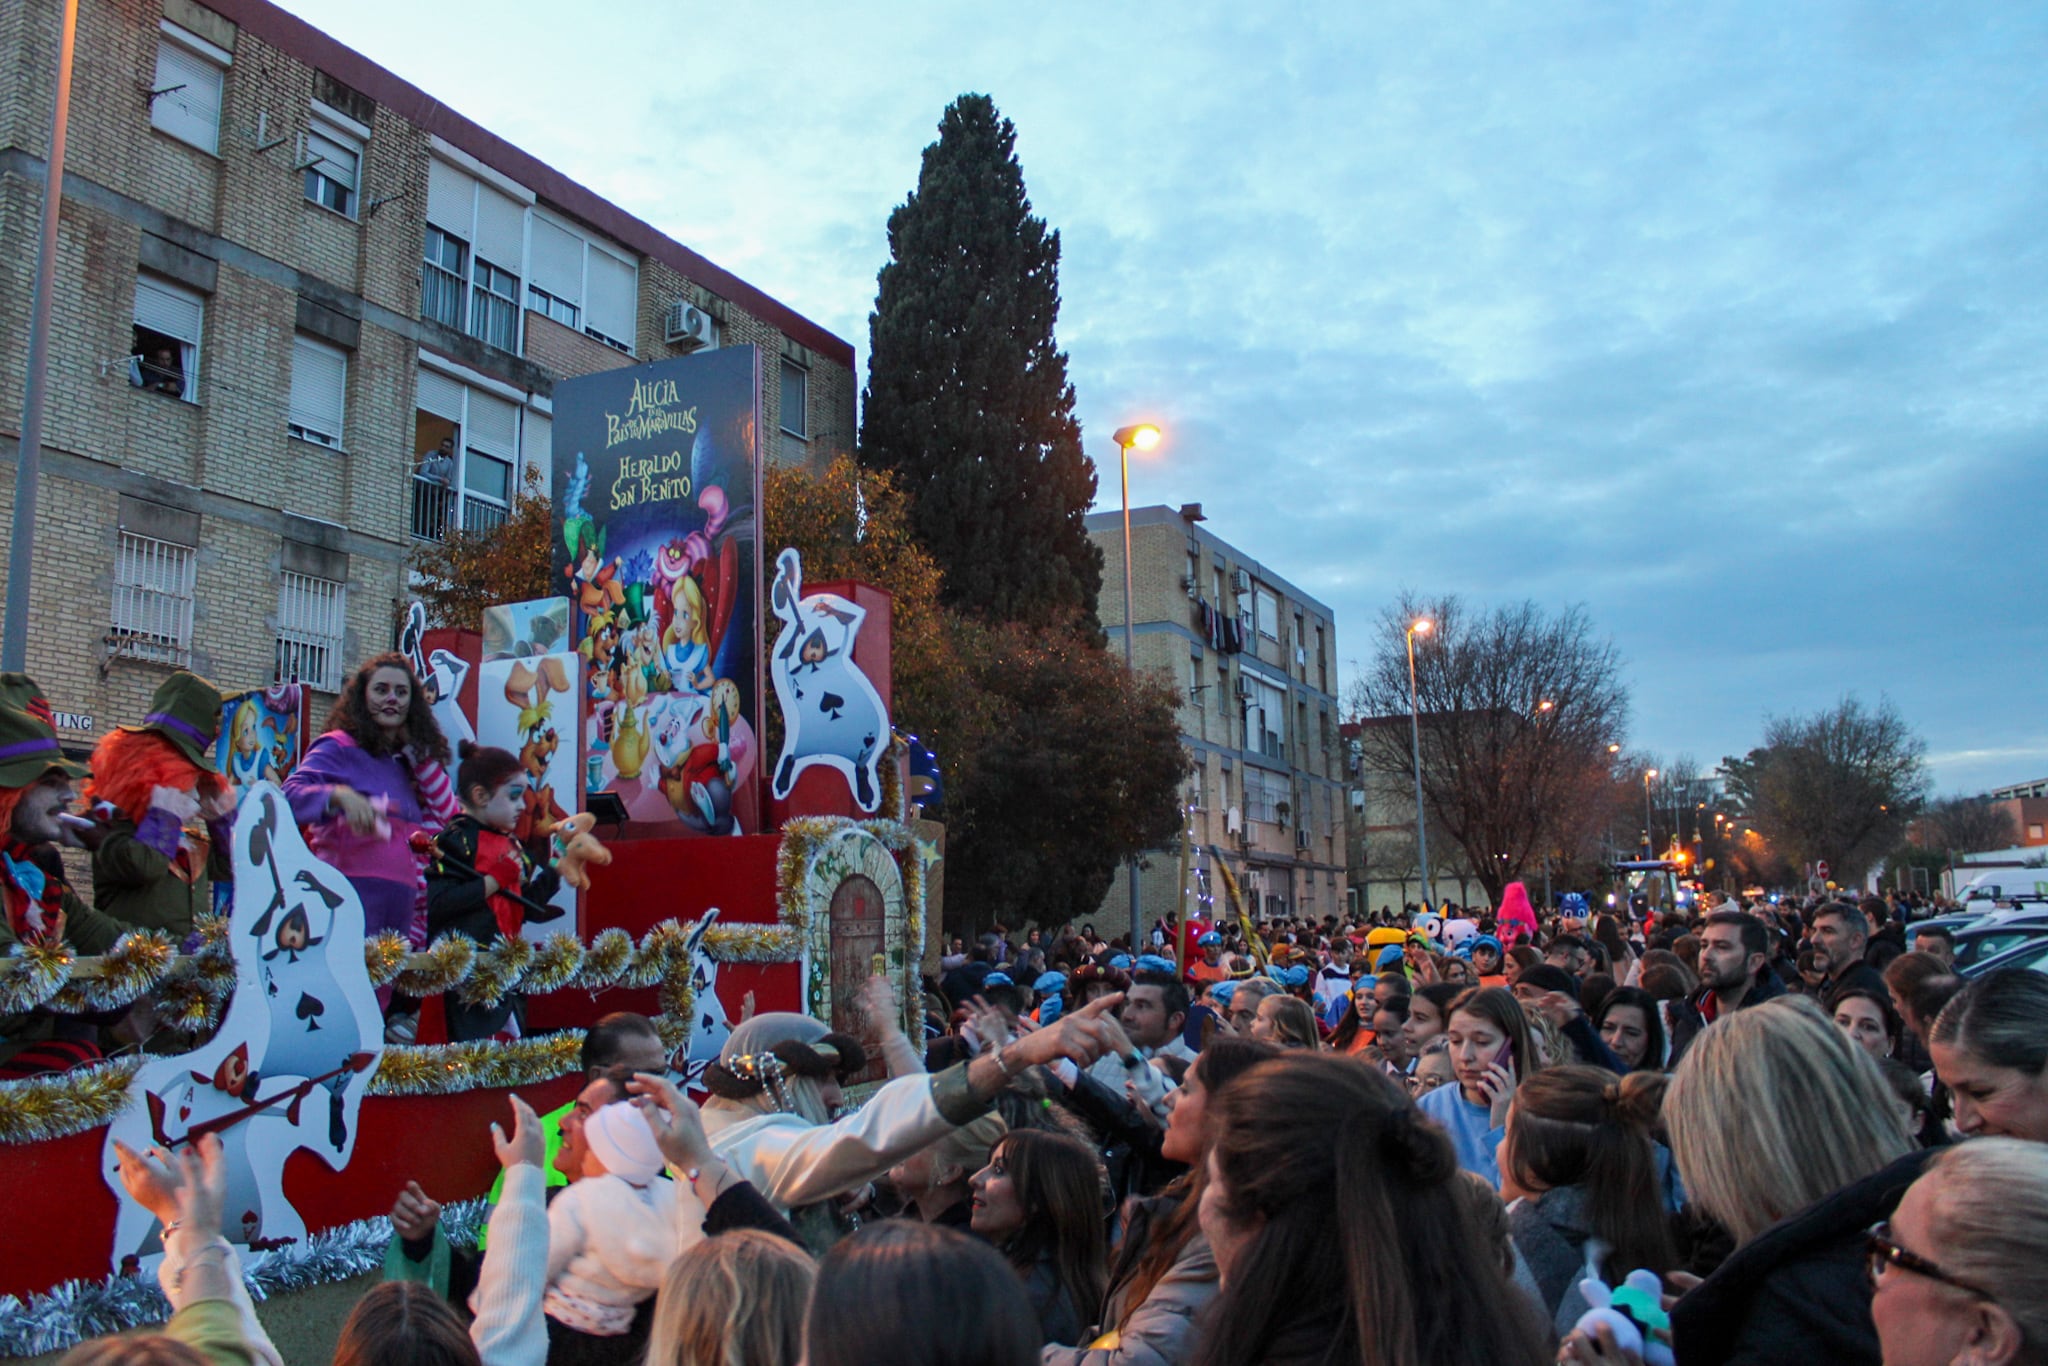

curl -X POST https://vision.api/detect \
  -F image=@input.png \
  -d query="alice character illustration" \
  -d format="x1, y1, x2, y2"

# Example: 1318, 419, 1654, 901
659, 576, 713, 693
228, 699, 267, 787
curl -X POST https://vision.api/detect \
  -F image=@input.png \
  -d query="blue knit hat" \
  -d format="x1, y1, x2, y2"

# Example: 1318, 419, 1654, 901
1374, 945, 1406, 971
1136, 953, 1176, 976
983, 971, 1014, 988
1211, 981, 1238, 1004
1197, 931, 1223, 947
1267, 964, 1311, 989
1033, 971, 1067, 995
1108, 954, 1134, 971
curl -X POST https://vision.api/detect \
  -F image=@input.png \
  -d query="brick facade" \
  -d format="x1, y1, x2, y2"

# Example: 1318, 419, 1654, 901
1088, 505, 1346, 937
0, 0, 854, 763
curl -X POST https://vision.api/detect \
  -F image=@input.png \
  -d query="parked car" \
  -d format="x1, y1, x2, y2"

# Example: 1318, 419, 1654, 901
1951, 913, 2048, 972
1960, 933, 2048, 979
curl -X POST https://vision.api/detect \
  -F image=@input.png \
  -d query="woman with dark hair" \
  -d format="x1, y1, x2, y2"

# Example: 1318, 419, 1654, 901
807, 1221, 1040, 1366
1415, 987, 1536, 1187
969, 1129, 1108, 1346
1401, 982, 1463, 1056
283, 653, 456, 1030
1194, 1055, 1549, 1366
1594, 986, 1667, 1073
1830, 983, 1904, 1061
1498, 1065, 1677, 1331
1326, 984, 1377, 1055
1045, 1038, 1278, 1366
1929, 969, 2048, 1142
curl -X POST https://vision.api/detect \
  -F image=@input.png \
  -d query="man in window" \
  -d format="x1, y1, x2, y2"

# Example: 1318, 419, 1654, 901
130, 344, 184, 397
417, 434, 455, 486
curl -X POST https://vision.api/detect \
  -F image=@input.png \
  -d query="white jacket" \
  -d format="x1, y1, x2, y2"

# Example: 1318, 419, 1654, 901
703, 1070, 957, 1211
540, 1173, 705, 1335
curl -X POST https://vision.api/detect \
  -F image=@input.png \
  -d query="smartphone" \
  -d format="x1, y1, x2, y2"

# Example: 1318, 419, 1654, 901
1489, 1038, 1514, 1071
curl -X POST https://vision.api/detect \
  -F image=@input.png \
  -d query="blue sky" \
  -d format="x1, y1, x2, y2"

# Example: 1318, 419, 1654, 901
281, 0, 2048, 794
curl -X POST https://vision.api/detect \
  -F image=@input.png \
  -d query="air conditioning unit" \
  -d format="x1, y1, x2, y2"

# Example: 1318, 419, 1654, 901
1226, 806, 1243, 835
663, 301, 716, 351
1296, 828, 1312, 850
1295, 646, 1307, 667
1349, 788, 1365, 813
1231, 568, 1251, 594
1182, 574, 1197, 599
1234, 677, 1255, 701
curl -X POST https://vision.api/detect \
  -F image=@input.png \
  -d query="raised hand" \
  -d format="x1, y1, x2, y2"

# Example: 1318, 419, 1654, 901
627, 1072, 714, 1171
490, 1093, 544, 1170
389, 1180, 442, 1241
113, 1133, 226, 1239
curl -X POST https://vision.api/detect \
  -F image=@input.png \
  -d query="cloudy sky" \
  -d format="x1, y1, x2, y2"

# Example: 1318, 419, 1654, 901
283, 0, 2047, 795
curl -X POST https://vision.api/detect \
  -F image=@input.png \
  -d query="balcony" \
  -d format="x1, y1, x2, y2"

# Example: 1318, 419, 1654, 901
411, 476, 508, 543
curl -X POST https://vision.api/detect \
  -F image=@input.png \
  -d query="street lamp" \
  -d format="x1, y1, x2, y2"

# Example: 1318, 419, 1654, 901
1406, 617, 1435, 914
1113, 422, 1162, 948
1643, 769, 1658, 854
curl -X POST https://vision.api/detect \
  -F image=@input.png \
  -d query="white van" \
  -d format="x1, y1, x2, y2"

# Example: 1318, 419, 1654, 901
1956, 868, 2048, 907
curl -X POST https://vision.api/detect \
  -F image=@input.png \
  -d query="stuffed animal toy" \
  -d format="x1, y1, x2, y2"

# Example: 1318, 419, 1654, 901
552, 812, 613, 891
1573, 1268, 1674, 1366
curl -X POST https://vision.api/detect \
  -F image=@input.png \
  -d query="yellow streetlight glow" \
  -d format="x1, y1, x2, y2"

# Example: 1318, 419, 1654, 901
1608, 743, 1621, 754
1537, 699, 1554, 712
1113, 423, 1162, 452
1646, 769, 1659, 780
1410, 618, 1433, 636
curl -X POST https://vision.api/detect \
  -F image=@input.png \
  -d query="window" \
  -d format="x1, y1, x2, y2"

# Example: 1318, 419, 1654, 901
303, 120, 361, 219
1253, 677, 1287, 761
422, 226, 468, 329
131, 276, 203, 402
111, 531, 196, 665
275, 570, 347, 691
526, 215, 584, 330
460, 389, 519, 534
1187, 764, 1206, 812
1255, 587, 1280, 640
1245, 767, 1286, 825
288, 335, 347, 448
1316, 624, 1327, 690
470, 259, 520, 352
780, 359, 809, 438
583, 248, 636, 352
149, 28, 225, 154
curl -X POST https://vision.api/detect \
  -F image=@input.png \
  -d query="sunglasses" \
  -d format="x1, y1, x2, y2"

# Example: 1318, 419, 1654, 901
1864, 1222, 1988, 1299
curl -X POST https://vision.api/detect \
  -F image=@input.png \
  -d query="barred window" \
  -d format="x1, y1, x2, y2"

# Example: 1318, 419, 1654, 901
275, 571, 347, 691
111, 531, 196, 665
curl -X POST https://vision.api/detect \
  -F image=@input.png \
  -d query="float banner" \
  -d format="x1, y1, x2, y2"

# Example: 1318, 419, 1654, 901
550, 347, 763, 835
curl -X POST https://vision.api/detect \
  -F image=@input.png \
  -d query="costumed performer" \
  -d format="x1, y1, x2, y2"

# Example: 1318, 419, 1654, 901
701, 976, 1123, 1246
83, 670, 233, 943
0, 674, 134, 1076
282, 653, 456, 1032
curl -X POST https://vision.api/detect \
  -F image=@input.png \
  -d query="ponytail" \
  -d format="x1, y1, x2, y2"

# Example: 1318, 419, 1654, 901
1508, 1065, 1676, 1280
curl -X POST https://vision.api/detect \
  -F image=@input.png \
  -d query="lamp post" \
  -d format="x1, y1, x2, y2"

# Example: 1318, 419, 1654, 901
1112, 422, 1162, 948
1406, 618, 1434, 914
1643, 769, 1658, 856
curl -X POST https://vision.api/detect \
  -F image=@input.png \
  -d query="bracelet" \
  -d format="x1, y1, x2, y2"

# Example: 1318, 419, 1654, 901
993, 1048, 1017, 1081
160, 1219, 183, 1237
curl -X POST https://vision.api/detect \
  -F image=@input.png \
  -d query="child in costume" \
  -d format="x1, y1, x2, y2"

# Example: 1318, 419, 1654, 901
84, 671, 233, 942
425, 743, 566, 1042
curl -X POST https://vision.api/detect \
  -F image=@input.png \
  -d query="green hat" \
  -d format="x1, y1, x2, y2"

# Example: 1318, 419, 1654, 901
0, 674, 90, 787
119, 670, 225, 774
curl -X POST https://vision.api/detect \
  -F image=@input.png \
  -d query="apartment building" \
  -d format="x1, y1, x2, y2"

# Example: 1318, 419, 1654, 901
1087, 504, 1346, 931
0, 0, 853, 754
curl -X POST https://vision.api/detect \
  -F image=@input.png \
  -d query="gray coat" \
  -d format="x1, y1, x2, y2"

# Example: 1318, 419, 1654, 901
1041, 1232, 1218, 1366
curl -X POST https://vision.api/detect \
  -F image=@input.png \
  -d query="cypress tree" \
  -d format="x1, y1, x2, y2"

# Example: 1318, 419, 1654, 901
860, 94, 1104, 633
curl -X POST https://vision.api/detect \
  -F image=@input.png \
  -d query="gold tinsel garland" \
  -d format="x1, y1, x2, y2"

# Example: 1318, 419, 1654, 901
394, 936, 476, 997
458, 936, 535, 1008
48, 930, 176, 1014
364, 932, 411, 987
700, 925, 807, 962
0, 1057, 145, 1144
521, 933, 586, 995
0, 937, 72, 1014
368, 1032, 584, 1098
575, 928, 633, 988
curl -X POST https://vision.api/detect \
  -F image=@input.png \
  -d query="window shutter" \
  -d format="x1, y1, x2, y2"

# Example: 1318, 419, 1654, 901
426, 159, 475, 235
583, 249, 636, 343
305, 127, 358, 191
528, 217, 585, 303
416, 368, 464, 422
520, 412, 551, 484
151, 41, 222, 153
465, 390, 518, 460
134, 277, 203, 344
473, 184, 525, 272
289, 336, 347, 442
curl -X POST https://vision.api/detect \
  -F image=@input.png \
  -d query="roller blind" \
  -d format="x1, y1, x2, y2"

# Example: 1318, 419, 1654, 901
528, 217, 584, 303
465, 390, 519, 460
473, 184, 525, 271
289, 336, 347, 444
426, 159, 476, 236
584, 249, 636, 345
416, 368, 464, 422
134, 277, 203, 343
150, 41, 222, 153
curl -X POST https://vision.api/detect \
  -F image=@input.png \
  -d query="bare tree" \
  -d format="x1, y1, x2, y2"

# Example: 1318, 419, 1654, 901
1914, 795, 2019, 856
1720, 695, 1929, 884
1346, 595, 1630, 906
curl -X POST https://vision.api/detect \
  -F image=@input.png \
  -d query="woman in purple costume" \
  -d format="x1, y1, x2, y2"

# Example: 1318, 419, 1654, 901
283, 653, 457, 957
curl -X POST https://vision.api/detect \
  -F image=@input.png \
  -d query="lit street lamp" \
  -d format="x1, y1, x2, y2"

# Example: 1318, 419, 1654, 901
1407, 617, 1434, 913
1113, 422, 1162, 947
1643, 769, 1658, 855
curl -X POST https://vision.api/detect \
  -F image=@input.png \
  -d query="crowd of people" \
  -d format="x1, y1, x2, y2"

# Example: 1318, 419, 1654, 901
9, 660, 2048, 1365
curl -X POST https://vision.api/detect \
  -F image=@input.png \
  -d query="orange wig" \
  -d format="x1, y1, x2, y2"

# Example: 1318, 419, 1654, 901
82, 730, 226, 822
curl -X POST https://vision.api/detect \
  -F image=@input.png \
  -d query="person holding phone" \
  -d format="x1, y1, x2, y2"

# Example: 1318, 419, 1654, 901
1415, 987, 1536, 1188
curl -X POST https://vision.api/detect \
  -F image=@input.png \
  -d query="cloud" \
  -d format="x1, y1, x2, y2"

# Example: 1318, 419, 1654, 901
281, 0, 2048, 796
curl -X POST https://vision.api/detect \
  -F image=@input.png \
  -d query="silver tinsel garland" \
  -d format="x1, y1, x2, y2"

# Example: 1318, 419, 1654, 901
0, 1199, 490, 1356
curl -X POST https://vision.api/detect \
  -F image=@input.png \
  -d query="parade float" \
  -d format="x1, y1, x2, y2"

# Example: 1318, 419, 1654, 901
0, 346, 932, 1350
